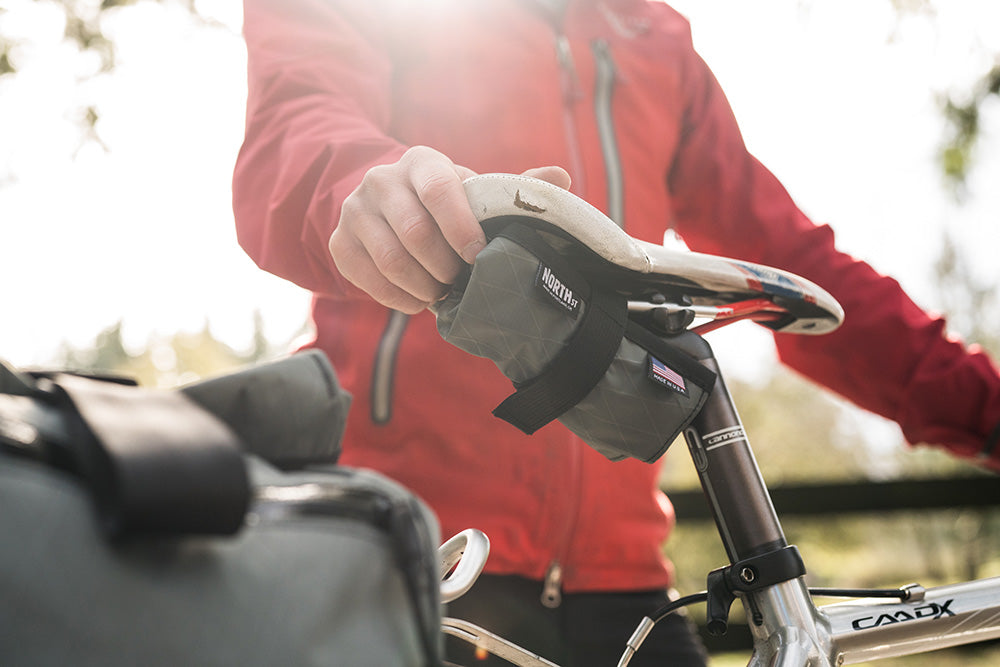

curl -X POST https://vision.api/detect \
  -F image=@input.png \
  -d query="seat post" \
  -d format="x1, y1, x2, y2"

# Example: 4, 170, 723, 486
673, 335, 787, 562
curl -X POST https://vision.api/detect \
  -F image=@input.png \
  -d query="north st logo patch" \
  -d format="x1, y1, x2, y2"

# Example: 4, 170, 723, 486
534, 263, 581, 314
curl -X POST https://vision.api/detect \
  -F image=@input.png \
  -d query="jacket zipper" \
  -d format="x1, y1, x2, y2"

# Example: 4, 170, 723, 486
541, 560, 564, 608
592, 39, 624, 227
371, 310, 410, 424
540, 440, 584, 608
555, 34, 587, 195
538, 29, 619, 612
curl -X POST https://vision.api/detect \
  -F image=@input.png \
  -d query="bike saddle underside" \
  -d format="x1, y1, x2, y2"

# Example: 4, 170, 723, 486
463, 173, 844, 336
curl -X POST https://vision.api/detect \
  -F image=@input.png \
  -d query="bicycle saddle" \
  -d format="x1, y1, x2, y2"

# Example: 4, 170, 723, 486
462, 173, 844, 335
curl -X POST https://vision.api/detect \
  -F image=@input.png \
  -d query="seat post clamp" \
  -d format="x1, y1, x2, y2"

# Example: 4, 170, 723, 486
705, 545, 807, 636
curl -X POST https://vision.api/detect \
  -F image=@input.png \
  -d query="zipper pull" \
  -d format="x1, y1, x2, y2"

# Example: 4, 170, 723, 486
541, 560, 564, 608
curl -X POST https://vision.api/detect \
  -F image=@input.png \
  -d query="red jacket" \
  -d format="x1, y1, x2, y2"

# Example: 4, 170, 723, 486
234, 0, 1000, 594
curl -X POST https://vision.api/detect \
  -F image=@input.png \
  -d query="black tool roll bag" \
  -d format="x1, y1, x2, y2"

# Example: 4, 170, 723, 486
0, 351, 442, 667
435, 220, 716, 463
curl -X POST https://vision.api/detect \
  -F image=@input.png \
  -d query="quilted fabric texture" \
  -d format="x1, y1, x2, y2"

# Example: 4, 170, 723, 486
435, 235, 712, 463
436, 236, 576, 385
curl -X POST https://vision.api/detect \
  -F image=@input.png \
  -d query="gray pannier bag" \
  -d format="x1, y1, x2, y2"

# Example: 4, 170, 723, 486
435, 219, 716, 463
0, 351, 442, 667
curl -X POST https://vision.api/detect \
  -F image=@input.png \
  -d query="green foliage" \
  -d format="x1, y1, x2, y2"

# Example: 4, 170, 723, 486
3, 1, 119, 78
0, 39, 13, 77
56, 315, 280, 388
61, 2, 116, 72
0, 0, 201, 76
0, 0, 207, 141
932, 232, 1000, 357
660, 367, 896, 493
938, 64, 1000, 198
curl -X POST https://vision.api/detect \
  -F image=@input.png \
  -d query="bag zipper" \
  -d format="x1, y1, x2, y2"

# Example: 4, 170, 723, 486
251, 482, 434, 590
252, 480, 441, 662
370, 310, 410, 424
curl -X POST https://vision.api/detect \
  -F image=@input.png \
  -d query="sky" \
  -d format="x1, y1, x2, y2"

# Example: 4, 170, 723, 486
1, 0, 998, 383
0, 0, 308, 365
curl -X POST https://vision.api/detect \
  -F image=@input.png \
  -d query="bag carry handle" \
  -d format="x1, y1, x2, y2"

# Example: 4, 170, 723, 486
49, 373, 250, 539
1, 352, 354, 539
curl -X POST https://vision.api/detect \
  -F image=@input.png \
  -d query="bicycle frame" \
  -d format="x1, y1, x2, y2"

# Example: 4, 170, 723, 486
441, 331, 1000, 667
680, 333, 1000, 666
445, 175, 1000, 665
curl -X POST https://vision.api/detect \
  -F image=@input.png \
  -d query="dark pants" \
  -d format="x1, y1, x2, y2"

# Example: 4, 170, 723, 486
444, 575, 708, 667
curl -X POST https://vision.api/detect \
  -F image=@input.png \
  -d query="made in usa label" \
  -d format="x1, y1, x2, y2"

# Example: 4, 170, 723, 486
648, 355, 688, 396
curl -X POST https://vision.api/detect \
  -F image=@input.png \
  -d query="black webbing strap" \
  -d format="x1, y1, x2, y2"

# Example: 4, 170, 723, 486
52, 373, 250, 539
488, 222, 628, 434
492, 287, 627, 434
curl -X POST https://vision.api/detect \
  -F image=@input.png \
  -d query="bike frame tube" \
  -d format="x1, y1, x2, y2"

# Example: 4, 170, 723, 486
678, 336, 786, 561
821, 576, 1000, 664
747, 581, 834, 667
677, 335, 1000, 665
442, 332, 1000, 666
677, 336, 834, 665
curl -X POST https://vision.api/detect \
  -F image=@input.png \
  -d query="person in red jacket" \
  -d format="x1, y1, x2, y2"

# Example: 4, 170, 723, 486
233, 0, 1000, 664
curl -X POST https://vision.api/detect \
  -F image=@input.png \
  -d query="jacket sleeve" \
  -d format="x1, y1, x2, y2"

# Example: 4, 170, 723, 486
666, 48, 1000, 469
233, 0, 407, 297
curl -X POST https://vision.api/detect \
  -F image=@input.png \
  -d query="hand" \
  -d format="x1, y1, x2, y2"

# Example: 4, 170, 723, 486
329, 145, 571, 313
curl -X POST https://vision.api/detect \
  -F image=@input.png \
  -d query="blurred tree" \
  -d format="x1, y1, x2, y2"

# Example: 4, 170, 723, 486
938, 64, 1000, 198
660, 364, 887, 491
791, 0, 1000, 194
891, 1, 1000, 195
0, 0, 202, 77
931, 232, 1000, 357
56, 311, 282, 388
0, 0, 207, 143
247, 309, 275, 363
64, 320, 132, 373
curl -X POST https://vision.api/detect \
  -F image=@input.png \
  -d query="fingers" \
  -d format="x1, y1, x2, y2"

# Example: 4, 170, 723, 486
329, 146, 484, 313
520, 165, 572, 191
406, 154, 485, 266
330, 148, 575, 313
329, 205, 444, 314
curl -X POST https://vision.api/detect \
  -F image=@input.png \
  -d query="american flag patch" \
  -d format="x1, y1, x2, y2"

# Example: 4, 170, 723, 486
648, 356, 687, 395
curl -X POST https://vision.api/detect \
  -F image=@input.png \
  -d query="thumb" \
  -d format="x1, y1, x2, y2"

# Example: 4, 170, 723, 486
520, 165, 572, 191
454, 164, 479, 181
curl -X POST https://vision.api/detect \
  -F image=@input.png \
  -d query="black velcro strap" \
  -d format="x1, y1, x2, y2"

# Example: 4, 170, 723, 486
492, 287, 627, 434
52, 373, 250, 539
